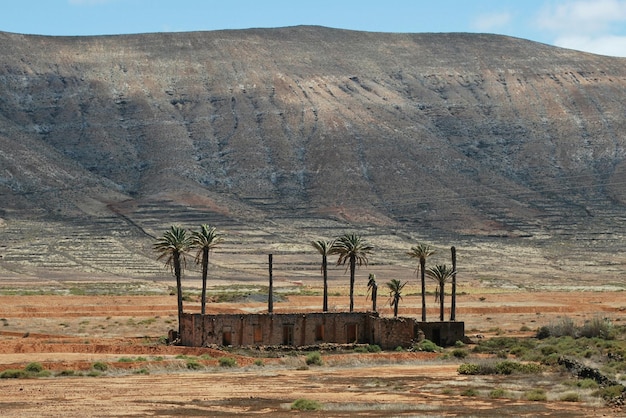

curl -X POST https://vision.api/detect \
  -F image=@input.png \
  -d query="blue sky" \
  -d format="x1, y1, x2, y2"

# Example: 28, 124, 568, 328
2, 0, 626, 57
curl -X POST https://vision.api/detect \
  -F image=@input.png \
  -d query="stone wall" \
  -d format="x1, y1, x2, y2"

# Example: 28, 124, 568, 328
418, 321, 465, 346
180, 312, 464, 348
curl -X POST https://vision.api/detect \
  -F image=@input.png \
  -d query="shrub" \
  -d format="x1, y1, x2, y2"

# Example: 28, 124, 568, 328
56, 370, 76, 377
560, 393, 580, 402
524, 388, 547, 401
414, 339, 441, 352
489, 388, 510, 399
367, 344, 382, 353
452, 349, 468, 359
0, 369, 28, 379
461, 388, 479, 397
254, 359, 264, 367
186, 360, 203, 370
291, 398, 322, 411
305, 352, 323, 366
92, 362, 108, 372
24, 362, 44, 373
594, 385, 625, 400
580, 317, 614, 339
577, 378, 599, 389
218, 357, 237, 367
458, 363, 482, 375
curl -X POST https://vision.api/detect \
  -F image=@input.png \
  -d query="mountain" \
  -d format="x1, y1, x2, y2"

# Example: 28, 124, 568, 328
0, 26, 625, 288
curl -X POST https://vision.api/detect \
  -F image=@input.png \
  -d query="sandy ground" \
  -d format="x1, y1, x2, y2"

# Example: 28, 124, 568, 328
0, 289, 624, 416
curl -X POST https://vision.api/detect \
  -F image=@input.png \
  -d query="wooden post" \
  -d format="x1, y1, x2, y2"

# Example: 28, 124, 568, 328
450, 246, 457, 321
268, 253, 274, 313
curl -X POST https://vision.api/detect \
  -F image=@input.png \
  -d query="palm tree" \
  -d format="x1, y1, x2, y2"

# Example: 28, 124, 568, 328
386, 279, 406, 318
191, 224, 223, 315
407, 243, 435, 322
311, 239, 335, 312
426, 264, 456, 321
154, 226, 192, 336
331, 233, 373, 312
366, 273, 378, 312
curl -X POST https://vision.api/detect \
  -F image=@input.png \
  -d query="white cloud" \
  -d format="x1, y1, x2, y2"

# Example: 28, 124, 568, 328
471, 12, 512, 32
535, 0, 626, 56
554, 34, 626, 56
537, 0, 626, 33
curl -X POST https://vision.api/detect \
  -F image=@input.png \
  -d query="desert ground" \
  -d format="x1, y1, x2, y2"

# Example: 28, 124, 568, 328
0, 275, 624, 417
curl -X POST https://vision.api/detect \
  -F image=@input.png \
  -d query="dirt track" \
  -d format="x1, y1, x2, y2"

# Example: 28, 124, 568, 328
0, 291, 623, 416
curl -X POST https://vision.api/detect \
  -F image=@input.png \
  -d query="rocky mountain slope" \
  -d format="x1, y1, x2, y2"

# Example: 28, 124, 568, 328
0, 26, 625, 286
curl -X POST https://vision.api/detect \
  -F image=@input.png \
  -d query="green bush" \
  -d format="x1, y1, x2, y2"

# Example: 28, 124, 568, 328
291, 398, 322, 411
24, 362, 44, 373
458, 363, 482, 375
0, 369, 28, 379
414, 339, 441, 352
186, 360, 203, 370
594, 385, 625, 400
524, 388, 547, 401
367, 344, 382, 353
577, 378, 599, 389
92, 362, 108, 372
461, 388, 479, 397
305, 352, 323, 366
56, 370, 76, 377
254, 359, 264, 367
489, 388, 510, 399
452, 349, 468, 359
218, 357, 237, 367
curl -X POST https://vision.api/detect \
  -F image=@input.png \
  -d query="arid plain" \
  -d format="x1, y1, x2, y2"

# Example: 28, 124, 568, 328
0, 266, 625, 416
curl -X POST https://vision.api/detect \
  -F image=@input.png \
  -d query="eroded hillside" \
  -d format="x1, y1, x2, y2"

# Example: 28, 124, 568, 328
0, 27, 625, 285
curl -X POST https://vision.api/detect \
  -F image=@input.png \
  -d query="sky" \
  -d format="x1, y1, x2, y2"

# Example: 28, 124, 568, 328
2, 0, 626, 57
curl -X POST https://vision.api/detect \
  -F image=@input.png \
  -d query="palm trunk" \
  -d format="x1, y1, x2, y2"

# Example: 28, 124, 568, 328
201, 247, 209, 315
450, 246, 457, 321
349, 253, 356, 312
322, 255, 328, 312
173, 251, 183, 336
268, 254, 273, 313
372, 285, 377, 312
439, 282, 445, 321
393, 297, 399, 318
420, 259, 426, 322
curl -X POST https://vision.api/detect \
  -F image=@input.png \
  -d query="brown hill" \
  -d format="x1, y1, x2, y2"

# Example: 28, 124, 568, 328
0, 26, 625, 287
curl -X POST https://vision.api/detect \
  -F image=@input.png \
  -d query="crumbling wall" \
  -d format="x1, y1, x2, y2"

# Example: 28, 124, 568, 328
180, 312, 465, 348
371, 316, 415, 349
417, 321, 465, 347
181, 312, 373, 347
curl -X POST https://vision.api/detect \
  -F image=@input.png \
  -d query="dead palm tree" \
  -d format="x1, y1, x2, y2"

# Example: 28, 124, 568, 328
191, 224, 223, 315
331, 233, 373, 312
154, 226, 192, 336
407, 243, 435, 322
366, 273, 378, 312
311, 239, 335, 312
426, 264, 455, 321
387, 278, 406, 318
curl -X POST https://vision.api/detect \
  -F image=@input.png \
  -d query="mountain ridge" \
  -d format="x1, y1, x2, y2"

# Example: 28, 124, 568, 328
0, 26, 625, 285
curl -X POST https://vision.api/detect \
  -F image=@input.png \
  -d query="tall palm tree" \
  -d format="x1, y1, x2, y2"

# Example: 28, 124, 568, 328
426, 264, 456, 321
407, 243, 435, 322
191, 224, 223, 315
154, 226, 192, 336
311, 239, 335, 312
386, 279, 406, 318
366, 273, 378, 312
331, 233, 373, 312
